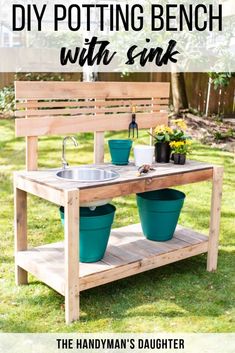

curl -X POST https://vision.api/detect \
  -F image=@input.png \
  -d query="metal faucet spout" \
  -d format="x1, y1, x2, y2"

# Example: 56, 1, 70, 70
62, 136, 78, 169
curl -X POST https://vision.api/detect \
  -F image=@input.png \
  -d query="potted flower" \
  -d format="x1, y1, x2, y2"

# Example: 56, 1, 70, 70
171, 118, 189, 142
169, 140, 192, 165
151, 125, 173, 163
170, 119, 191, 163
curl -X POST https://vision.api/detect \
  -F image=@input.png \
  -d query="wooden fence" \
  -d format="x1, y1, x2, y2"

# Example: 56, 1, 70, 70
184, 73, 235, 117
99, 72, 235, 117
0, 73, 14, 88
1, 72, 235, 116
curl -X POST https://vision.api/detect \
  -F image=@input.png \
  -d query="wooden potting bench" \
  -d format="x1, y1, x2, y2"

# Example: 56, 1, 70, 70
14, 81, 223, 324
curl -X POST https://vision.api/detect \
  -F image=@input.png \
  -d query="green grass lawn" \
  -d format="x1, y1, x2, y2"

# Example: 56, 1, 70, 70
0, 118, 234, 333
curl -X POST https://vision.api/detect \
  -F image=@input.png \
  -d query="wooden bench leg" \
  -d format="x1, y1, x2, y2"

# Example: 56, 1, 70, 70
64, 190, 80, 324
14, 185, 28, 285
207, 166, 224, 272
94, 131, 104, 164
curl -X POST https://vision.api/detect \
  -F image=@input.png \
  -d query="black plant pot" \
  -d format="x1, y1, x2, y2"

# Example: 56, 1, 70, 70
173, 153, 186, 165
155, 142, 171, 163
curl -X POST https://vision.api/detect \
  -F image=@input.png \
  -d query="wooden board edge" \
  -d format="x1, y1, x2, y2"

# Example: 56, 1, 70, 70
16, 252, 65, 296
14, 174, 65, 206
79, 241, 208, 291
14, 81, 171, 100
15, 113, 168, 137
79, 168, 214, 202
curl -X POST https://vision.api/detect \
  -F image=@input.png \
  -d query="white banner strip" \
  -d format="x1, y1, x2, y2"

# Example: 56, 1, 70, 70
0, 334, 234, 353
0, 0, 235, 72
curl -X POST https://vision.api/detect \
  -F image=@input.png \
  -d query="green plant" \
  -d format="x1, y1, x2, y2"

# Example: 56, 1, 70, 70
208, 73, 235, 90
170, 140, 192, 155
0, 86, 15, 114
151, 119, 191, 144
151, 125, 173, 143
15, 73, 65, 81
214, 128, 235, 141
0, 73, 78, 117
171, 119, 190, 141
212, 114, 223, 124
188, 107, 202, 117
214, 131, 225, 141
226, 128, 235, 138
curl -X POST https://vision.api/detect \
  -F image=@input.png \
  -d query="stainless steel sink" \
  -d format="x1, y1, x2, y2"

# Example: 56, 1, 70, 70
56, 167, 119, 183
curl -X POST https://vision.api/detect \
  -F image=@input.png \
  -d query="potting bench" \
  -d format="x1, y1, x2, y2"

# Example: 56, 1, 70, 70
14, 81, 223, 324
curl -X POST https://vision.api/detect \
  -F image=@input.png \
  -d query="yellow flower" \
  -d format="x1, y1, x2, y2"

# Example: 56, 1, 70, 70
170, 139, 192, 154
172, 119, 187, 131
154, 125, 173, 135
170, 141, 185, 148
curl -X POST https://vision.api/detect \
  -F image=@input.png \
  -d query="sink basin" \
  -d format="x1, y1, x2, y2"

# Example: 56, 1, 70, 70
56, 167, 119, 208
56, 167, 119, 183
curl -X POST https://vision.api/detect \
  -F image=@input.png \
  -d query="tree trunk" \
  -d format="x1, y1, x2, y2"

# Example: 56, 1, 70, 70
171, 72, 189, 115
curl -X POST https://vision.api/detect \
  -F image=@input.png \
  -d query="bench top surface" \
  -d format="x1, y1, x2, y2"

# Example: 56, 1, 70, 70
15, 160, 214, 192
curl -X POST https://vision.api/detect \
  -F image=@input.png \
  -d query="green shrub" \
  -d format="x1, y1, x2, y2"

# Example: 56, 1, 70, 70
209, 72, 235, 90
214, 128, 235, 141
0, 86, 15, 115
16, 73, 65, 81
0, 73, 79, 117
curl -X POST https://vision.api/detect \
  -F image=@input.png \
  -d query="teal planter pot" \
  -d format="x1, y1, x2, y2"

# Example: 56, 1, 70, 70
108, 139, 133, 165
137, 189, 185, 241
60, 204, 116, 263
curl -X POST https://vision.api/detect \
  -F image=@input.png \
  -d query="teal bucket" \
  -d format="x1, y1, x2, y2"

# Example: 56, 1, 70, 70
60, 204, 116, 263
108, 139, 133, 165
136, 189, 185, 241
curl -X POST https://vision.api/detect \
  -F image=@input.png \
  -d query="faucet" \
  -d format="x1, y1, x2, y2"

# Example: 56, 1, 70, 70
62, 136, 78, 169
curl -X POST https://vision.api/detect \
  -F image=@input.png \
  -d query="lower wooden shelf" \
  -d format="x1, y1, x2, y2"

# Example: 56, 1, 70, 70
16, 224, 208, 296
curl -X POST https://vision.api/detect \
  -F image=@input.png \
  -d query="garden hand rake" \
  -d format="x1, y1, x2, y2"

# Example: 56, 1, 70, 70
128, 105, 138, 138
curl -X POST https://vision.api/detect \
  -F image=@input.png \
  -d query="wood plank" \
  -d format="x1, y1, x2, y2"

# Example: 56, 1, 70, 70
79, 242, 208, 291
77, 244, 142, 278
94, 132, 104, 164
79, 261, 111, 277
175, 226, 208, 243
15, 161, 214, 193
207, 166, 224, 272
15, 224, 209, 294
149, 127, 154, 145
111, 227, 201, 255
111, 224, 208, 247
110, 230, 143, 246
16, 247, 65, 295
79, 168, 213, 203
16, 99, 169, 109
153, 237, 192, 251
94, 99, 105, 164
131, 238, 168, 255
16, 239, 208, 293
109, 242, 147, 261
26, 136, 38, 171
25, 100, 38, 171
15, 105, 167, 117
14, 184, 28, 285
15, 113, 168, 137
100, 253, 124, 266
15, 81, 170, 100
64, 189, 80, 324
115, 240, 163, 258
15, 173, 65, 206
